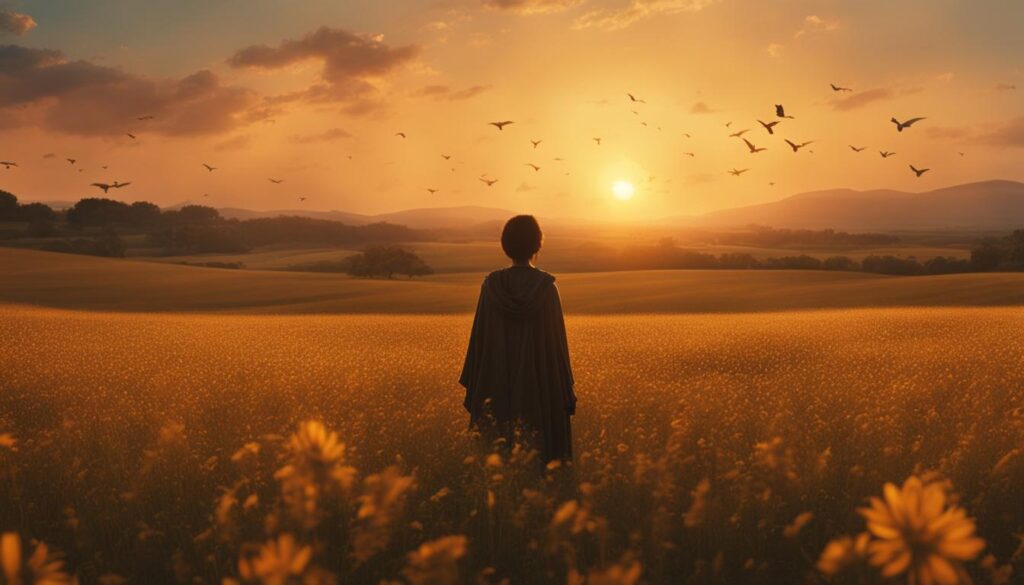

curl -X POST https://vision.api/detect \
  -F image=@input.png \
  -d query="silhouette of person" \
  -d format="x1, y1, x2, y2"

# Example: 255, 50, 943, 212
459, 215, 576, 462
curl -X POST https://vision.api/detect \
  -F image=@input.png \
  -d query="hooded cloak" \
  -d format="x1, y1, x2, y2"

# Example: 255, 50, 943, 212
459, 266, 576, 461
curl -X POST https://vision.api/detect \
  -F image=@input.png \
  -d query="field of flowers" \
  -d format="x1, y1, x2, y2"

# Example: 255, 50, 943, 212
1, 305, 1022, 584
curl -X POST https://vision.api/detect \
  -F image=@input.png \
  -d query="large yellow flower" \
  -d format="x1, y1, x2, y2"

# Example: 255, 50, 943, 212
238, 534, 312, 585
859, 476, 985, 585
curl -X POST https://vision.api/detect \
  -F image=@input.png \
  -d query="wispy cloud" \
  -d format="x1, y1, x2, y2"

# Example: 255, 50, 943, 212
574, 0, 717, 31
485, 0, 583, 14
794, 14, 839, 38
413, 84, 491, 101
828, 88, 894, 111
289, 128, 353, 144
689, 101, 717, 114
978, 116, 1024, 148
0, 9, 36, 36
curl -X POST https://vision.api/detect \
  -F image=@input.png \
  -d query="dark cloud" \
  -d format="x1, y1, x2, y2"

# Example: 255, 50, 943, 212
289, 127, 352, 144
689, 101, 716, 114
413, 84, 490, 101
228, 27, 418, 109
0, 9, 36, 36
0, 45, 257, 137
485, 0, 583, 14
978, 116, 1024, 147
828, 88, 893, 111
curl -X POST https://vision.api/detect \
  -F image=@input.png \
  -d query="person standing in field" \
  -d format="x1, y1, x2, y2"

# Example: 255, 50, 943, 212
459, 215, 576, 462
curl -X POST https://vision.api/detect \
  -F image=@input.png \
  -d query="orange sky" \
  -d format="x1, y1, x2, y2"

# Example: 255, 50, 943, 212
1, 0, 1022, 220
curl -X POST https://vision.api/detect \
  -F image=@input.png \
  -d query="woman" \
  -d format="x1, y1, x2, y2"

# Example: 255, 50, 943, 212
459, 215, 576, 462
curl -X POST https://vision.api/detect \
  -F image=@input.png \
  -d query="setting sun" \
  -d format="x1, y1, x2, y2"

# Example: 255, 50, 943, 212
612, 180, 635, 201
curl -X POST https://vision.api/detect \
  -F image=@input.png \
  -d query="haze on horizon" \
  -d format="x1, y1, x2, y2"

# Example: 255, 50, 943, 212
1, 0, 1023, 221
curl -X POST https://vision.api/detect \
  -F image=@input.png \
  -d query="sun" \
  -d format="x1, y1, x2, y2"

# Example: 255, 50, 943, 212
612, 180, 635, 201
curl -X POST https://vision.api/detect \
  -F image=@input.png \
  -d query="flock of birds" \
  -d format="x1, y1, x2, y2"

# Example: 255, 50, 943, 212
0, 84, 946, 205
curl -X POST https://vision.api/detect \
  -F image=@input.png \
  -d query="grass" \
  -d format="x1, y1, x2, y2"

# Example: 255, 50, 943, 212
0, 304, 1021, 583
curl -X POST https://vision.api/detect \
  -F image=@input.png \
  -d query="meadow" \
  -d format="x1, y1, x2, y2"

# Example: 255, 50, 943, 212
1, 250, 1023, 584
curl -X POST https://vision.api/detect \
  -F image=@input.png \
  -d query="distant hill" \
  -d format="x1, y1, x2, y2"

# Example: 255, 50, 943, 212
215, 204, 516, 229
695, 180, 1024, 230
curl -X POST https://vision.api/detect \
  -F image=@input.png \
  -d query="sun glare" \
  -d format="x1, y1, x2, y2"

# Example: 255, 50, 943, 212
612, 180, 635, 201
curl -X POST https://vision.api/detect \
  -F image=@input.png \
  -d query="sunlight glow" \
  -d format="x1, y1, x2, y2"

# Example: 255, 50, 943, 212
612, 180, 635, 201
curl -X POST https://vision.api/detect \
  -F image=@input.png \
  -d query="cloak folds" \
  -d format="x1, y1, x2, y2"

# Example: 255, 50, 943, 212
459, 266, 576, 462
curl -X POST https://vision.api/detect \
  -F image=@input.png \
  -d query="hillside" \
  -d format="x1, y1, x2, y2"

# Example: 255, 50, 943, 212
4, 248, 1024, 314
696, 180, 1024, 230
214, 204, 516, 229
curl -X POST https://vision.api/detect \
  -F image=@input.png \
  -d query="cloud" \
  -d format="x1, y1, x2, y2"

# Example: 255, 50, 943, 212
516, 182, 536, 192
978, 116, 1024, 148
827, 88, 894, 111
214, 134, 252, 151
923, 126, 972, 141
0, 45, 258, 137
289, 127, 353, 144
0, 9, 36, 36
935, 71, 954, 83
795, 14, 839, 38
485, 0, 583, 14
574, 0, 717, 31
765, 43, 783, 58
228, 27, 418, 110
689, 101, 716, 114
994, 83, 1017, 91
413, 84, 490, 101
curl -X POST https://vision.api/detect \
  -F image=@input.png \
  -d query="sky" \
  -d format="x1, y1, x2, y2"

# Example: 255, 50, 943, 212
0, 0, 1022, 221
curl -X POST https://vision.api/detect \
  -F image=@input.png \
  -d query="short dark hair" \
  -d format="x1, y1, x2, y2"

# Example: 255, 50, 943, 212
501, 215, 543, 262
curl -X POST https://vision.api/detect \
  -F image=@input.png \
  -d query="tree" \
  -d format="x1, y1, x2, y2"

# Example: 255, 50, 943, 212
861, 255, 923, 275
67, 198, 131, 228
342, 246, 433, 279
163, 205, 221, 224
969, 239, 1006, 271
17, 202, 56, 223
128, 201, 162, 227
0, 190, 17, 220
822, 256, 857, 271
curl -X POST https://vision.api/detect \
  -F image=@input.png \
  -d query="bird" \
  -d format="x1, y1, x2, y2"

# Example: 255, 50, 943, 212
593, 137, 602, 145
0, 161, 17, 169
525, 163, 541, 172
137, 115, 155, 121
554, 157, 565, 161
910, 164, 930, 177
268, 179, 284, 184
729, 168, 750, 176
101, 165, 108, 170
203, 193, 210, 197
203, 163, 217, 172
627, 93, 646, 104
830, 83, 853, 92
126, 133, 136, 140
758, 120, 779, 134
427, 188, 439, 195
480, 177, 499, 187
682, 133, 692, 138
769, 182, 776, 187
91, 183, 114, 193
891, 117, 926, 132
441, 154, 452, 160
395, 132, 407, 139
725, 121, 733, 128
849, 145, 867, 152
775, 104, 794, 119
299, 197, 307, 202
489, 121, 514, 131
958, 151, 966, 157
743, 138, 767, 153
67, 158, 76, 165
730, 129, 750, 138
112, 181, 131, 189
880, 150, 896, 158
531, 140, 542, 149
640, 121, 648, 127
785, 139, 814, 152
683, 152, 695, 157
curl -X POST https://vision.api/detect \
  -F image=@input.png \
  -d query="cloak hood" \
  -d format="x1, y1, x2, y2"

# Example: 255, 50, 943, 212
484, 266, 556, 319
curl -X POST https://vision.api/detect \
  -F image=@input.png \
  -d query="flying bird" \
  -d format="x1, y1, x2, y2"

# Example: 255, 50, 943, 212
849, 145, 867, 152
627, 93, 646, 104
126, 133, 137, 140
682, 133, 692, 138
593, 137, 602, 145
730, 129, 750, 138
525, 163, 541, 172
725, 121, 733, 128
299, 197, 307, 201
427, 188, 439, 195
268, 179, 284, 184
785, 139, 814, 152
203, 164, 217, 172
67, 158, 76, 165
769, 182, 776, 187
395, 132, 407, 139
775, 104, 794, 119
958, 151, 966, 157
441, 154, 452, 160
112, 181, 131, 189
489, 121, 514, 131
830, 83, 853, 92
137, 115, 155, 121
683, 152, 695, 158
880, 150, 896, 158
0, 161, 17, 169
891, 117, 926, 132
91, 183, 114, 193
910, 164, 930, 177
743, 138, 766, 153
758, 120, 779, 134
729, 168, 750, 176
531, 140, 543, 149
480, 177, 499, 187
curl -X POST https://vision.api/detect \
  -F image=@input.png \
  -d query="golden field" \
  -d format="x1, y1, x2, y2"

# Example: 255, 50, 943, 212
1, 249, 1023, 583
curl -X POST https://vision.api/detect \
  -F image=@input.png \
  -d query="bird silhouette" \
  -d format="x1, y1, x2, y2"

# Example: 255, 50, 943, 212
0, 161, 17, 169
758, 120, 779, 134
683, 152, 695, 157
480, 177, 499, 187
299, 197, 307, 201
958, 151, 966, 157
126, 133, 137, 140
203, 193, 210, 197
743, 138, 767, 153
769, 182, 776, 186
531, 140, 543, 149
203, 164, 217, 172
910, 164, 930, 177
785, 139, 814, 152
830, 83, 853, 92
682, 133, 692, 138
427, 188, 439, 195
849, 145, 867, 152
489, 121, 514, 131
627, 93, 646, 103
554, 157, 565, 161
67, 158, 76, 165
91, 183, 114, 193
880, 150, 896, 158
112, 181, 131, 189
268, 179, 284, 184
395, 132, 407, 138
136, 115, 155, 121
730, 129, 751, 138
775, 104, 795, 119
891, 117, 926, 132
729, 168, 750, 176
640, 122, 648, 127
525, 163, 541, 172
593, 137, 602, 145
441, 154, 451, 160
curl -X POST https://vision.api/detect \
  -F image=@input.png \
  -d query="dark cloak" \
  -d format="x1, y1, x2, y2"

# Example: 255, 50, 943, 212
459, 266, 576, 461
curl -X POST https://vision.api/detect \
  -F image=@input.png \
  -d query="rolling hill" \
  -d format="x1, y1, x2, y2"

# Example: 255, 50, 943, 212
695, 180, 1024, 230
4, 248, 1024, 314
213, 204, 517, 229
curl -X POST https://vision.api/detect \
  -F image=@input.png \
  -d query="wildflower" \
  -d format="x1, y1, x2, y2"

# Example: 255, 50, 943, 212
0, 433, 16, 451
859, 476, 985, 584
238, 534, 312, 585
783, 511, 814, 538
683, 479, 710, 528
284, 421, 355, 489
817, 532, 869, 576
1, 532, 76, 585
352, 466, 416, 563
401, 535, 468, 585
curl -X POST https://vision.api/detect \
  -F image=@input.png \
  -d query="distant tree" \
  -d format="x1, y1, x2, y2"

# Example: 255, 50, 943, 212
1009, 230, 1024, 265
969, 239, 1007, 271
764, 255, 823, 270
149, 224, 249, 254
26, 219, 58, 238
861, 255, 923, 275
163, 205, 221, 225
128, 201, 162, 227
67, 198, 131, 228
923, 256, 971, 275
717, 253, 761, 269
822, 256, 857, 271
342, 246, 433, 279
17, 202, 56, 223
0, 190, 17, 220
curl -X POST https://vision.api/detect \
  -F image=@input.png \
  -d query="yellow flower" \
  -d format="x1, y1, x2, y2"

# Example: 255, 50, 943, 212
238, 534, 312, 585
288, 421, 347, 468
401, 535, 468, 585
1, 533, 76, 585
859, 476, 985, 585
817, 532, 869, 576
